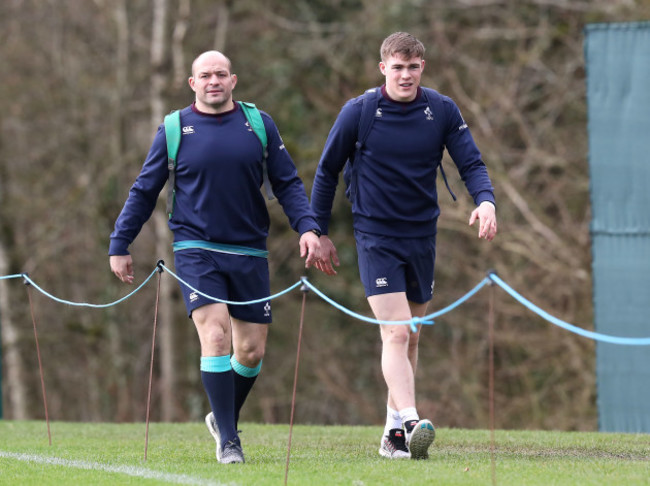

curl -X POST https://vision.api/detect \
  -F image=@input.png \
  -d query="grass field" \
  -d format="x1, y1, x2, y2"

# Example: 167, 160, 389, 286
0, 420, 648, 485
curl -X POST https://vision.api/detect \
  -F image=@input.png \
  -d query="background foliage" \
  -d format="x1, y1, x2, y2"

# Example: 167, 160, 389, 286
1, 0, 648, 430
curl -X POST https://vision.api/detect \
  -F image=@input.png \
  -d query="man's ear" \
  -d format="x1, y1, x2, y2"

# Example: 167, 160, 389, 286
379, 61, 386, 75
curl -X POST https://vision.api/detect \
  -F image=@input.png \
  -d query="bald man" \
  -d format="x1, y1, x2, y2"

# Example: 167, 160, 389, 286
110, 51, 322, 464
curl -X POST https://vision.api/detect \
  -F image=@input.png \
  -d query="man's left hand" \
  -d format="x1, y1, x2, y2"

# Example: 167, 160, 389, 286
469, 201, 497, 241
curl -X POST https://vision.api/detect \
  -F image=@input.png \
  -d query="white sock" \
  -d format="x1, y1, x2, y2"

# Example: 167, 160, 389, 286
398, 407, 419, 429
384, 406, 402, 436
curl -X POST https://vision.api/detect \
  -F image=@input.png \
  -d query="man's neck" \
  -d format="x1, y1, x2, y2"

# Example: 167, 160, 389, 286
194, 99, 235, 115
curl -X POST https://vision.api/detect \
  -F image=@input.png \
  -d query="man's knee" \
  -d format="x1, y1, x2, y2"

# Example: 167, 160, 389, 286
235, 340, 265, 366
192, 304, 231, 350
204, 325, 231, 348
381, 325, 412, 346
232, 320, 268, 366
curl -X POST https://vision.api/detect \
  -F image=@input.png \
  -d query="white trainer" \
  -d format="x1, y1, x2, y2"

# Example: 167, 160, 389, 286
405, 419, 435, 460
205, 412, 222, 461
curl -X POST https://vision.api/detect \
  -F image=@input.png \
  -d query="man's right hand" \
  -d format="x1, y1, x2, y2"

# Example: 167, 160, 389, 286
110, 254, 135, 284
316, 235, 340, 276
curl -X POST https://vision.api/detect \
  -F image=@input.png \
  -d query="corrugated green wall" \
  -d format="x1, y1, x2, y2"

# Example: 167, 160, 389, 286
585, 22, 650, 433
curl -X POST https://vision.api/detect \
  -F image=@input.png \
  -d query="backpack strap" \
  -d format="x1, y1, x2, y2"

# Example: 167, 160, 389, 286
357, 87, 382, 150
421, 87, 457, 201
344, 88, 382, 201
238, 101, 275, 200
164, 110, 182, 219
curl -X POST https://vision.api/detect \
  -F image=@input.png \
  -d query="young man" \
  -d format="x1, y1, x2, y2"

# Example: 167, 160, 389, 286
311, 32, 497, 460
109, 51, 322, 464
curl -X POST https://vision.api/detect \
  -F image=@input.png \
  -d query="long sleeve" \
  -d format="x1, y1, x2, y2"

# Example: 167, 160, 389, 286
310, 99, 360, 234
441, 97, 495, 207
262, 113, 321, 236
109, 125, 169, 255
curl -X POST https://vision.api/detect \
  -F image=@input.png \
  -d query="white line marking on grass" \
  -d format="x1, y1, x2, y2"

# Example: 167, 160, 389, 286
0, 451, 234, 486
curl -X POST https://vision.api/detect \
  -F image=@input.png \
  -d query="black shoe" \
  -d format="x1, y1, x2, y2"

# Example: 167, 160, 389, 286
379, 428, 410, 459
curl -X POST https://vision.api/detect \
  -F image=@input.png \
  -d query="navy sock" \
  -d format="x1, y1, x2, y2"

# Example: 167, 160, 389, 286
201, 356, 237, 447
231, 356, 262, 428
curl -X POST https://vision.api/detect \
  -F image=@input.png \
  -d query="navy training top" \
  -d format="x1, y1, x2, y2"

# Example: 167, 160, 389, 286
109, 102, 320, 255
311, 86, 495, 237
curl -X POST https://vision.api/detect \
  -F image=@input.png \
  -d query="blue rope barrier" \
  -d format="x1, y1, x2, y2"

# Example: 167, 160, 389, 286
299, 278, 432, 332
159, 263, 302, 306
425, 277, 491, 319
20, 269, 160, 308
2, 265, 649, 345
487, 273, 650, 346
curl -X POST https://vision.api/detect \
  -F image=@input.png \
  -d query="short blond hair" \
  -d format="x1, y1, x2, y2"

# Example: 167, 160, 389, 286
380, 32, 425, 62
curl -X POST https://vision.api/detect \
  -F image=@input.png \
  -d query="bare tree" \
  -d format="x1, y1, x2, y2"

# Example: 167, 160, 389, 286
172, 0, 191, 89
150, 0, 178, 422
0, 241, 27, 419
214, 0, 230, 52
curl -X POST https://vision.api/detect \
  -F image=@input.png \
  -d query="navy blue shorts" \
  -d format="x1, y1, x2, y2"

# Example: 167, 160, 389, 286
173, 248, 272, 323
354, 230, 436, 304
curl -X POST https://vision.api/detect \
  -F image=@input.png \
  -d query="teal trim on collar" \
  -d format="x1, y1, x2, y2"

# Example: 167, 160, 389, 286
173, 240, 269, 258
